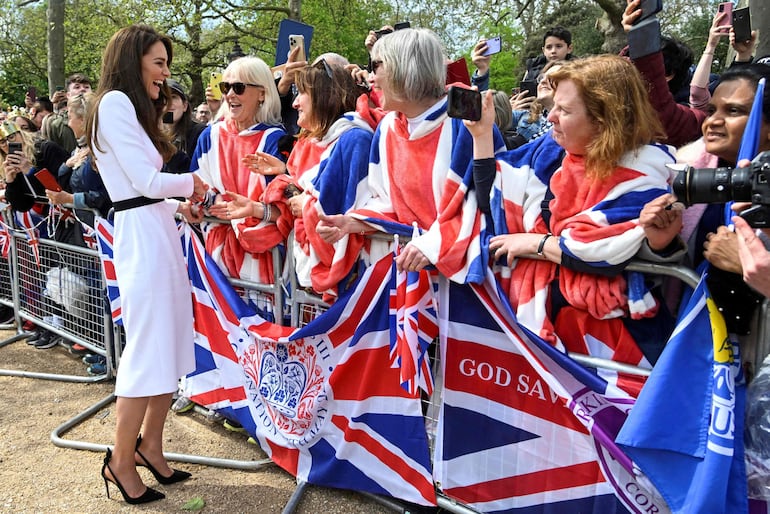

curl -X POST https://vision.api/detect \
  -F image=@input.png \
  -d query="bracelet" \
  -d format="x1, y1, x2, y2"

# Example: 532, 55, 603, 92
262, 202, 272, 222
702, 51, 714, 56
536, 233, 553, 257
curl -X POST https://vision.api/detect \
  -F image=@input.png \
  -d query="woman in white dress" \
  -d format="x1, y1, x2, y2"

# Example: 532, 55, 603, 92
86, 24, 206, 504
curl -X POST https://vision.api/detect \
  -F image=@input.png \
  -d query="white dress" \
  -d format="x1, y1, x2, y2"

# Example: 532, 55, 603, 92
94, 91, 195, 397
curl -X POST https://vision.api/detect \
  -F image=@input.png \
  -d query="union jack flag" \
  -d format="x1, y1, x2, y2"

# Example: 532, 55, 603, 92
0, 220, 10, 259
94, 217, 122, 325
434, 271, 669, 513
14, 211, 41, 266
180, 225, 435, 506
389, 234, 439, 396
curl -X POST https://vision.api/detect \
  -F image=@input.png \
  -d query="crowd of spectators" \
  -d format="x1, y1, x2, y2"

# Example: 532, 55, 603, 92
1, 7, 770, 465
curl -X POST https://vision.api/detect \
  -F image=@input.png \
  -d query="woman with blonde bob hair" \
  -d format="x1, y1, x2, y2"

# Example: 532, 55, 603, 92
213, 56, 282, 126
467, 54, 675, 394
190, 54, 287, 287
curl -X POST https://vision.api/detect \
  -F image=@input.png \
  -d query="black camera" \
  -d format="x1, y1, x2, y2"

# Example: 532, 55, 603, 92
672, 150, 770, 227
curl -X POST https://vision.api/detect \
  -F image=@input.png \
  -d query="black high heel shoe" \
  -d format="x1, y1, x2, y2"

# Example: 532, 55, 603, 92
101, 448, 165, 504
135, 435, 192, 485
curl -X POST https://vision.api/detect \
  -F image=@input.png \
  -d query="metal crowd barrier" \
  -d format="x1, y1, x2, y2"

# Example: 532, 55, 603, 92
52, 217, 284, 471
0, 206, 113, 382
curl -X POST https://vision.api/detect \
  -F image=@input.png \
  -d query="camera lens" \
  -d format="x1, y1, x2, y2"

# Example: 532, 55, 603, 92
672, 165, 753, 206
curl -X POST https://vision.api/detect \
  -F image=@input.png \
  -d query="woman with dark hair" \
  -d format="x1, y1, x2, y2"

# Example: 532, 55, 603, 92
12, 115, 38, 132
641, 63, 770, 332
86, 24, 206, 504
163, 79, 205, 174
216, 59, 374, 301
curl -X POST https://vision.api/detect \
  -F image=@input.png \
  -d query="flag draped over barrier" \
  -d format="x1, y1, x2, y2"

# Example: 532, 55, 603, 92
14, 210, 41, 266
616, 276, 747, 514
434, 272, 670, 513
180, 224, 436, 505
116, 218, 739, 512
94, 217, 122, 325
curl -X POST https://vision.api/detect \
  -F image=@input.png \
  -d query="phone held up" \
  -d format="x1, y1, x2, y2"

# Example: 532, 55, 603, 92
717, 2, 733, 27
289, 34, 306, 62
518, 80, 538, 98
447, 86, 482, 122
628, 17, 662, 59
8, 142, 22, 156
732, 7, 751, 43
162, 111, 174, 124
482, 36, 502, 56
208, 72, 223, 101
375, 21, 410, 38
635, 0, 662, 24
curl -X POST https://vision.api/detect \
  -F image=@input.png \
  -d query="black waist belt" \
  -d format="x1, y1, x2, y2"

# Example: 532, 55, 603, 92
112, 196, 164, 212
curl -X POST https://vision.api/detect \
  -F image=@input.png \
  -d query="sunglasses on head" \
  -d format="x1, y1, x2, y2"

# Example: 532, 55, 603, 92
219, 81, 263, 95
315, 58, 333, 79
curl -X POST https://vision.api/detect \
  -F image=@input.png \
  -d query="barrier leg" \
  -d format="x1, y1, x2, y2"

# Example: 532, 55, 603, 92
0, 330, 110, 383
281, 480, 310, 514
50, 393, 276, 470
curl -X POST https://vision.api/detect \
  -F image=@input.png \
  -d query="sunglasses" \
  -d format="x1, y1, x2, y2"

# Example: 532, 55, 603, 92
316, 58, 333, 79
219, 81, 263, 95
370, 59, 384, 75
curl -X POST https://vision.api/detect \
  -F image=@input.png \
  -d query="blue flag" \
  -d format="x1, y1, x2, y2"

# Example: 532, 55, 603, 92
737, 77, 766, 162
616, 276, 747, 513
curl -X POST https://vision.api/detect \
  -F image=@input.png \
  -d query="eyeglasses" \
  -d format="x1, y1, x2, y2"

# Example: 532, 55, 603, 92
370, 59, 384, 75
219, 81, 263, 95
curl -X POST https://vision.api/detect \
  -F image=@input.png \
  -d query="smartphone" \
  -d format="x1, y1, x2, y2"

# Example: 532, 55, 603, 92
162, 111, 174, 124
628, 17, 662, 60
26, 86, 36, 103
208, 72, 223, 101
519, 80, 537, 98
8, 142, 22, 155
393, 21, 411, 31
289, 34, 306, 62
717, 2, 733, 27
34, 168, 61, 192
636, 0, 662, 23
55, 85, 65, 91
374, 28, 392, 38
482, 36, 502, 56
732, 7, 751, 43
447, 86, 481, 121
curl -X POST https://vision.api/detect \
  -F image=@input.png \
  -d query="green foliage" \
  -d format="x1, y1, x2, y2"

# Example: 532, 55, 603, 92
300, 0, 394, 66
0, 0, 764, 113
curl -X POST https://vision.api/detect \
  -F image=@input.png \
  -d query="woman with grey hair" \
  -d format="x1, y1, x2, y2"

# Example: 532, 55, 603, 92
190, 55, 288, 286
317, 28, 504, 281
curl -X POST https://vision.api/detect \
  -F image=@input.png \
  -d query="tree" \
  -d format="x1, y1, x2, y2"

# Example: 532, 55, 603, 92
47, 0, 65, 93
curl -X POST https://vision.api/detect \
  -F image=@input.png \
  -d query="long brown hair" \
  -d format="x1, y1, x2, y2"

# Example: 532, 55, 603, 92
294, 61, 360, 139
548, 55, 665, 180
86, 24, 175, 162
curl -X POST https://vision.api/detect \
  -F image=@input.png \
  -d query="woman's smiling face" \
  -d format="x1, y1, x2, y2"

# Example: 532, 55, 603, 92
141, 41, 170, 101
